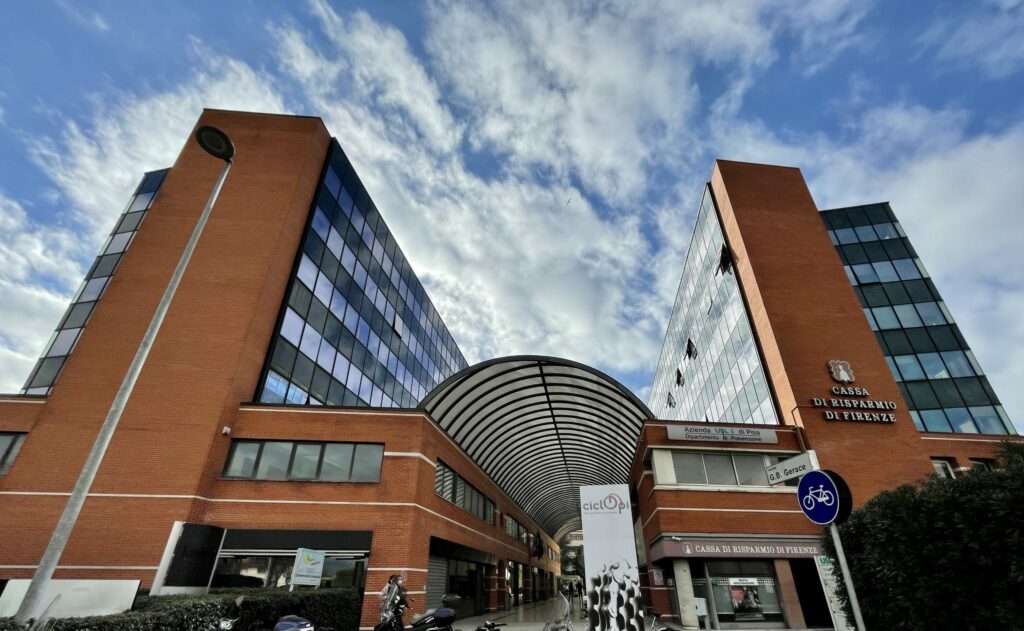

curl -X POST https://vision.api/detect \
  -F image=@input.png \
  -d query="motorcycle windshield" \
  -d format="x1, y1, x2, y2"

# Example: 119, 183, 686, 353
380, 583, 401, 617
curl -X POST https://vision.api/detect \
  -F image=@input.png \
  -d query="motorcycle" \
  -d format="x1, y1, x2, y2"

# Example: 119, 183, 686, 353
274, 615, 317, 631
208, 596, 245, 631
475, 620, 506, 631
374, 590, 462, 631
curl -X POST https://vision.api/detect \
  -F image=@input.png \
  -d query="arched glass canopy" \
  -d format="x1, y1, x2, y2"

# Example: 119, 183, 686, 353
419, 356, 652, 539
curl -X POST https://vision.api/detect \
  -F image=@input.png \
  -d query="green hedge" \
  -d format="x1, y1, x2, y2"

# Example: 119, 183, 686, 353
2, 588, 362, 631
821, 443, 1024, 631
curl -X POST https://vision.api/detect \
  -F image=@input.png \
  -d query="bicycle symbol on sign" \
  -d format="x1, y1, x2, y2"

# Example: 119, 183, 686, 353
801, 484, 835, 511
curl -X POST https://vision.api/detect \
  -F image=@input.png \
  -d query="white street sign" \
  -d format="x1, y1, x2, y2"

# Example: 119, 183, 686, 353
766, 450, 818, 485
667, 425, 778, 444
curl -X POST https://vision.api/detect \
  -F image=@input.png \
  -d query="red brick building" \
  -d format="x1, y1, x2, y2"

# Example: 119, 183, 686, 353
0, 111, 569, 627
0, 113, 1017, 630
636, 161, 1020, 629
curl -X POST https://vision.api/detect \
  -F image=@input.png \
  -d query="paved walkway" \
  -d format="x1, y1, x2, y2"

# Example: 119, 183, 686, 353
458, 596, 585, 631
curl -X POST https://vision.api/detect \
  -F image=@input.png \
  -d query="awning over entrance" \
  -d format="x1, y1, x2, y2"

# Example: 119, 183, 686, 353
420, 356, 653, 539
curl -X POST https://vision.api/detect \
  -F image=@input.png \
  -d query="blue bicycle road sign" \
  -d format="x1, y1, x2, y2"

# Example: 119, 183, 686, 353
798, 470, 841, 525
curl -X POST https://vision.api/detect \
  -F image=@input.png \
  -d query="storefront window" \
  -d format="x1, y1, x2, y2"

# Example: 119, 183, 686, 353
703, 561, 784, 626
211, 555, 366, 589
709, 578, 783, 624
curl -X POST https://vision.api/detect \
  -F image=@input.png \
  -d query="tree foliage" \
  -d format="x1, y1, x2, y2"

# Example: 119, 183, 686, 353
822, 443, 1024, 630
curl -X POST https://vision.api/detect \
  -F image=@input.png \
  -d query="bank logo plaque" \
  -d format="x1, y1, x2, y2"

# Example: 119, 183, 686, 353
828, 360, 855, 384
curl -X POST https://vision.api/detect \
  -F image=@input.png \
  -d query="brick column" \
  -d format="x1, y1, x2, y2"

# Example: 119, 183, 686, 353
522, 566, 534, 603
486, 562, 505, 613
360, 513, 430, 629
773, 559, 806, 629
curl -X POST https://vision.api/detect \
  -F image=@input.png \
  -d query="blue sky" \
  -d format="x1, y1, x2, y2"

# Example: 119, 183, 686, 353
1, 0, 1022, 430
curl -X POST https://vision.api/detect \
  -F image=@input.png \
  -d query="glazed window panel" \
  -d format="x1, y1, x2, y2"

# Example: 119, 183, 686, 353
320, 443, 355, 481
704, 454, 738, 485
291, 443, 323, 479
434, 460, 494, 523
104, 232, 133, 255
0, 433, 27, 475
224, 442, 260, 478
670, 451, 784, 488
224, 439, 381, 483
78, 277, 109, 303
350, 444, 384, 482
255, 442, 291, 481
969, 406, 1007, 435
920, 410, 952, 433
734, 454, 770, 486
672, 452, 707, 484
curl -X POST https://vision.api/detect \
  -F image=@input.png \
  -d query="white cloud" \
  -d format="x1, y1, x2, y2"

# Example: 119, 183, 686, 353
277, 4, 663, 372
918, 0, 1024, 79
0, 192, 80, 392
54, 0, 110, 33
0, 45, 288, 390
27, 43, 287, 245
5, 0, 1020, 434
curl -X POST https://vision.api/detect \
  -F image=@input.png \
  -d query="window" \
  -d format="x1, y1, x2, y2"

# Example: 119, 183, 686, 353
717, 245, 733, 274
434, 461, 495, 523
931, 459, 955, 479
0, 433, 27, 475
675, 369, 684, 387
223, 440, 382, 482
894, 355, 925, 381
970, 459, 994, 472
669, 451, 784, 487
666, 392, 676, 409
505, 514, 527, 542
685, 338, 697, 359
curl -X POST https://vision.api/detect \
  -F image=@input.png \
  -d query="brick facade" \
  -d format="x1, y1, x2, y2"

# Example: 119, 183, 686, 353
632, 160, 1022, 629
0, 111, 558, 628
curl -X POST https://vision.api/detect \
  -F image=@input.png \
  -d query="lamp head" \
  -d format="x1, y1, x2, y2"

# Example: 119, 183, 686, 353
195, 125, 234, 161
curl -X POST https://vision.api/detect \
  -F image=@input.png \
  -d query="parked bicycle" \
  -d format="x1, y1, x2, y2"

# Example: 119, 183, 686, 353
644, 608, 685, 631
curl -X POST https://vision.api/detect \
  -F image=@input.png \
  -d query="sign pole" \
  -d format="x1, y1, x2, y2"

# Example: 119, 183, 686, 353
828, 524, 866, 631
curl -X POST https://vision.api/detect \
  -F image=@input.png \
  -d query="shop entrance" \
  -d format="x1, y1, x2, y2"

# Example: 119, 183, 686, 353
690, 559, 786, 629
789, 558, 833, 628
426, 537, 494, 616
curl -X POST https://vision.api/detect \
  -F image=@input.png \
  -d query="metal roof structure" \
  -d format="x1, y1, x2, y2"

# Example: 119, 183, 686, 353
419, 356, 652, 541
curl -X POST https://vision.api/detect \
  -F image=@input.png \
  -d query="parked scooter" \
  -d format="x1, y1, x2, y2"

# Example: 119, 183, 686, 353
375, 590, 462, 631
475, 620, 507, 631
208, 596, 245, 631
273, 615, 316, 631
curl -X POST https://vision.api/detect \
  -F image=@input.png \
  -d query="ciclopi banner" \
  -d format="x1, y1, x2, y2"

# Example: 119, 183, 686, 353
580, 485, 644, 631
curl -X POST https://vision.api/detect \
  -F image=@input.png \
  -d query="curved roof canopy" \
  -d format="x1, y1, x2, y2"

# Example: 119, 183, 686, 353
420, 356, 652, 541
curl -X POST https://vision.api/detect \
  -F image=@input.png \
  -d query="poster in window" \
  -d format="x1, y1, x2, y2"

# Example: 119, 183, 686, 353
727, 578, 765, 622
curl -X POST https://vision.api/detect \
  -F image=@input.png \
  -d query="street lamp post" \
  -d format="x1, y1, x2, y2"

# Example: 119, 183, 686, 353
15, 126, 235, 624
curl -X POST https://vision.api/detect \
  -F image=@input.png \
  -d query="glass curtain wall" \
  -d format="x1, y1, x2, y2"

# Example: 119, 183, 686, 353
821, 203, 1014, 435
21, 169, 170, 395
258, 140, 468, 408
650, 186, 778, 425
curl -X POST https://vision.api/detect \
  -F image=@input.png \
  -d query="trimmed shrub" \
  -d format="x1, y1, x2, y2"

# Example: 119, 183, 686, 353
0, 588, 361, 631
821, 446, 1024, 631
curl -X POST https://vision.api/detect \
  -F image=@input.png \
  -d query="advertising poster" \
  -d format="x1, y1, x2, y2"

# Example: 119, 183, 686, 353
290, 548, 325, 588
580, 485, 644, 631
726, 578, 765, 622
